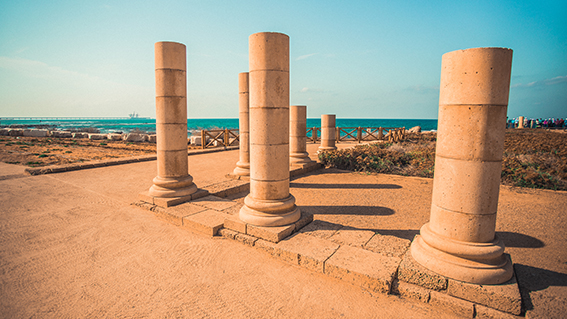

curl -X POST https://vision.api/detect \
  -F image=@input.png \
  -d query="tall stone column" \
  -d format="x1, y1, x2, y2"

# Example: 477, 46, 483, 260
319, 114, 337, 151
233, 72, 250, 176
148, 42, 197, 199
290, 105, 313, 165
410, 47, 514, 284
239, 32, 300, 227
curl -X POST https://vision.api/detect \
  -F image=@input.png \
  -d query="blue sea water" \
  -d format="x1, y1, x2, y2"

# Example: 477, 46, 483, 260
0, 117, 437, 135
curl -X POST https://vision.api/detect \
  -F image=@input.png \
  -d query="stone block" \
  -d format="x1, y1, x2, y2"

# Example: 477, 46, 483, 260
447, 273, 521, 315
8, 129, 24, 136
191, 195, 239, 211
148, 134, 157, 143
254, 239, 277, 255
224, 214, 247, 233
298, 219, 342, 240
429, 291, 474, 318
88, 133, 107, 140
475, 304, 520, 319
329, 227, 375, 248
276, 233, 340, 273
220, 203, 243, 215
107, 133, 123, 141
391, 280, 431, 303
190, 136, 202, 146
157, 203, 208, 226
182, 210, 226, 236
51, 131, 72, 138
218, 228, 258, 247
247, 223, 295, 243
123, 133, 145, 142
153, 194, 193, 208
72, 132, 89, 138
0, 128, 8, 136
364, 233, 411, 257
23, 129, 48, 137
398, 249, 448, 290
294, 211, 313, 232
324, 245, 400, 294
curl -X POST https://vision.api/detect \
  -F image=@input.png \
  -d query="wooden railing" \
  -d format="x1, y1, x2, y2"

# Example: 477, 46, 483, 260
198, 126, 406, 149
200, 129, 239, 149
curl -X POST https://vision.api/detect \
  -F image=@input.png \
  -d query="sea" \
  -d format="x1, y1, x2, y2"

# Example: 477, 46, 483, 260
0, 117, 438, 135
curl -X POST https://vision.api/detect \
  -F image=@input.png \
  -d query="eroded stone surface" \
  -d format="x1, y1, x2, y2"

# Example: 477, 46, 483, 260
299, 220, 342, 240
182, 210, 226, 236
398, 250, 448, 291
364, 233, 411, 258
275, 233, 340, 273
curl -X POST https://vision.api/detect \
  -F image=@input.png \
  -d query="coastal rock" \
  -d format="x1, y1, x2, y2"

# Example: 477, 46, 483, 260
408, 126, 421, 133
0, 128, 9, 136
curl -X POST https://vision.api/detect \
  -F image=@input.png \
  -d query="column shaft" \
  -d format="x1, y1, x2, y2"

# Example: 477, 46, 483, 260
290, 105, 312, 164
149, 42, 197, 198
319, 114, 337, 151
233, 72, 250, 175
411, 47, 514, 284
239, 32, 300, 227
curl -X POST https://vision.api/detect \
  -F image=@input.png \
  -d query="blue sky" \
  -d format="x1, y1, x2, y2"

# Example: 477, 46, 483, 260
0, 0, 565, 119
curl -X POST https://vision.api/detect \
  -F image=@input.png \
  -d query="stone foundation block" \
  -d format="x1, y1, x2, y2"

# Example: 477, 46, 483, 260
391, 280, 431, 303
88, 133, 107, 140
247, 224, 295, 243
475, 304, 520, 319
148, 134, 157, 143
298, 219, 342, 240
23, 129, 48, 137
72, 132, 89, 138
447, 269, 522, 315
430, 291, 474, 318
182, 210, 226, 236
123, 133, 146, 142
224, 214, 247, 233
329, 227, 375, 248
107, 133, 123, 141
254, 239, 278, 255
0, 128, 8, 136
51, 131, 72, 138
218, 229, 258, 247
8, 129, 24, 136
276, 233, 340, 273
398, 249, 448, 290
294, 211, 313, 232
324, 245, 400, 294
364, 233, 411, 258
153, 203, 208, 226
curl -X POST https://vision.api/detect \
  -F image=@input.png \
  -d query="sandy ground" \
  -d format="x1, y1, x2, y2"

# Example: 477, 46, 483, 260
0, 144, 566, 318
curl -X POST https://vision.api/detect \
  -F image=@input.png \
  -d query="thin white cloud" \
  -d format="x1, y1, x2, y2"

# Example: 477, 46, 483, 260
512, 75, 567, 88
296, 53, 318, 61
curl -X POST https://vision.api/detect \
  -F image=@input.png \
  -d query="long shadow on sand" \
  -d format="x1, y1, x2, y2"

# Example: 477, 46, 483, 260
302, 205, 395, 217
290, 182, 402, 189
497, 231, 545, 248
514, 264, 567, 312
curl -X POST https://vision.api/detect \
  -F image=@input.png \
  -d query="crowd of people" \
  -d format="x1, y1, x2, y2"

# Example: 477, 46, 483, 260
507, 117, 566, 129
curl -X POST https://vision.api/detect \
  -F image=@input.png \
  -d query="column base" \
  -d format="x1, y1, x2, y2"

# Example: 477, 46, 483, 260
410, 224, 513, 285
239, 195, 301, 227
232, 161, 250, 176
148, 175, 198, 198
290, 152, 313, 165
318, 146, 337, 152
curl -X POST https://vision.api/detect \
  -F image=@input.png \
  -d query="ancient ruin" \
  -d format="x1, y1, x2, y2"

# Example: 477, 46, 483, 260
238, 32, 300, 227
140, 41, 197, 204
289, 105, 313, 165
410, 47, 514, 284
319, 114, 337, 151
232, 72, 250, 176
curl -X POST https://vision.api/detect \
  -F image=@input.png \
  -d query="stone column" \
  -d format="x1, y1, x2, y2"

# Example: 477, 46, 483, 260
319, 114, 337, 151
233, 72, 250, 176
290, 105, 313, 165
239, 32, 300, 227
410, 47, 514, 285
148, 42, 197, 198
518, 116, 524, 129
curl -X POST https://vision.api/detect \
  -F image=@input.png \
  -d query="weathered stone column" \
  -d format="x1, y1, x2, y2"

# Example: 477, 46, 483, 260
318, 114, 337, 151
290, 105, 313, 165
148, 42, 197, 199
518, 116, 524, 129
239, 32, 300, 227
233, 72, 250, 176
410, 47, 514, 284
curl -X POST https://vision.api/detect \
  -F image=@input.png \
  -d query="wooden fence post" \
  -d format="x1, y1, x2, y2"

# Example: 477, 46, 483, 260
378, 127, 383, 140
201, 129, 206, 149
224, 128, 229, 146
357, 127, 362, 143
336, 127, 340, 142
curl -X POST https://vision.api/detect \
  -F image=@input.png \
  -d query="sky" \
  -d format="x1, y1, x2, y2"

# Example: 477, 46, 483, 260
0, 0, 565, 119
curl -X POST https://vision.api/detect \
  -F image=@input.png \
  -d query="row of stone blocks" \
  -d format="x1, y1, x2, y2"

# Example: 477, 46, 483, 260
135, 193, 522, 318
0, 128, 156, 142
